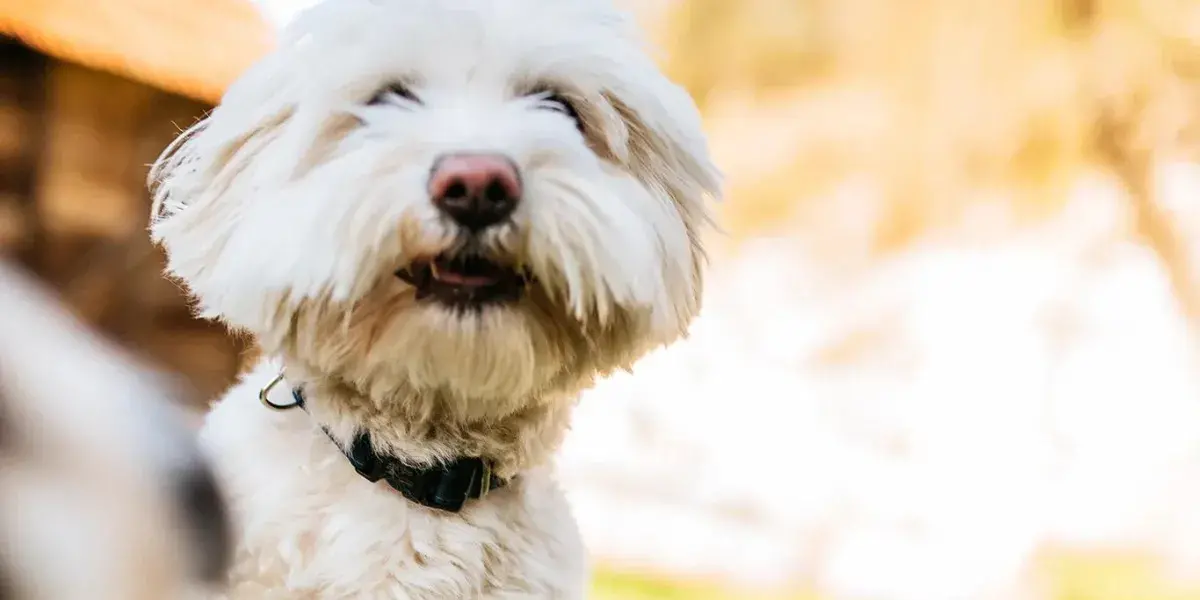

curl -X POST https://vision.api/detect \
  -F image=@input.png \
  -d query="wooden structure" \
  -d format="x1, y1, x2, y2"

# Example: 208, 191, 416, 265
0, 1, 274, 400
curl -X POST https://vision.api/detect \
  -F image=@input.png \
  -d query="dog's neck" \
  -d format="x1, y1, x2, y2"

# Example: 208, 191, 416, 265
279, 361, 582, 479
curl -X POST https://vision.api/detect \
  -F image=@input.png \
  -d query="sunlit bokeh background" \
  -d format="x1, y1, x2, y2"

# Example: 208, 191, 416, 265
4, 0, 1200, 598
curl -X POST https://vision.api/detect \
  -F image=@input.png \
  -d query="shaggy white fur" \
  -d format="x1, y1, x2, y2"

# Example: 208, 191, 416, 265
0, 261, 229, 600
149, 0, 720, 597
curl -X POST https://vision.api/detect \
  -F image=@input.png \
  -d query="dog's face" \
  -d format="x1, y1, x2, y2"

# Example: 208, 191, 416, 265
150, 0, 720, 405
0, 263, 230, 599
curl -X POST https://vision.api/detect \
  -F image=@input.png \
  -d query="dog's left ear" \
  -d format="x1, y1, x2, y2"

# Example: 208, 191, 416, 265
601, 89, 723, 210
597, 80, 723, 339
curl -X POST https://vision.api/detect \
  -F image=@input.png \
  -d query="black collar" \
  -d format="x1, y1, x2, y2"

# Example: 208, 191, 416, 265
284, 387, 507, 513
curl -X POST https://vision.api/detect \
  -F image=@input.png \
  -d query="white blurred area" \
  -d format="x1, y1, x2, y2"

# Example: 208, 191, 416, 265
560, 161, 1200, 600
253, 0, 321, 28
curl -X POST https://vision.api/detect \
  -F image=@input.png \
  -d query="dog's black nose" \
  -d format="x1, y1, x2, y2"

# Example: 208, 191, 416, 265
429, 153, 522, 231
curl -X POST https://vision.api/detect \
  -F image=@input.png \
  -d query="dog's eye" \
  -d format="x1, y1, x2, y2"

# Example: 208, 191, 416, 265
534, 92, 581, 128
368, 83, 420, 106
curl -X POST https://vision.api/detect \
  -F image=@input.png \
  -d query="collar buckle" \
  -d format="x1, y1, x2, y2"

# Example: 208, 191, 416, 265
412, 457, 490, 512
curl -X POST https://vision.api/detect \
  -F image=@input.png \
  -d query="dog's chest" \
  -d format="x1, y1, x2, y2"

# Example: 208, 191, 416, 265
200, 375, 586, 599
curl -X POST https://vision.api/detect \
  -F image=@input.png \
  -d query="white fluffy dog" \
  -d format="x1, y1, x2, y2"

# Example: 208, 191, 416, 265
0, 261, 230, 599
148, 0, 720, 597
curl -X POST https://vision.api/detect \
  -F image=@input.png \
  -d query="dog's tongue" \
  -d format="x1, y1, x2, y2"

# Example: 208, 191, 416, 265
431, 260, 503, 287
432, 269, 501, 287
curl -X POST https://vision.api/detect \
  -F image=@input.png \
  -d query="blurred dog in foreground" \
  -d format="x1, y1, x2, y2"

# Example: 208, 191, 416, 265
148, 0, 720, 596
0, 261, 230, 599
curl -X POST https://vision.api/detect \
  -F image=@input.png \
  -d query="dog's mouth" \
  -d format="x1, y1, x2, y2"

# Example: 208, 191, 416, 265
396, 253, 531, 307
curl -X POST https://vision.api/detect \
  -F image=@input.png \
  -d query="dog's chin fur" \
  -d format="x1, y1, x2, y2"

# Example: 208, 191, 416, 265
149, 0, 720, 596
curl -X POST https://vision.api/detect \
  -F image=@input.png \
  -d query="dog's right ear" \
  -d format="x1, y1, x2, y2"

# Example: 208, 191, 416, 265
147, 51, 298, 325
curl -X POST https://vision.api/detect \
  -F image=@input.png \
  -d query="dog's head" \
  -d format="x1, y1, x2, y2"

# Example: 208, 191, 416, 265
0, 262, 230, 599
150, 0, 720, 406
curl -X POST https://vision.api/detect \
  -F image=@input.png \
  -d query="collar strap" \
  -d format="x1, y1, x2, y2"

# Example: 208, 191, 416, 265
288, 388, 507, 513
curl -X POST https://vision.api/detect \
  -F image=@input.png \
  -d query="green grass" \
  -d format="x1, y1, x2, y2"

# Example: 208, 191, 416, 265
590, 552, 1200, 600
1043, 552, 1200, 600
590, 569, 812, 600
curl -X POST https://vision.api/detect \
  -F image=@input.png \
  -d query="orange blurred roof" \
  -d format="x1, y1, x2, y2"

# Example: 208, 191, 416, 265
0, 0, 275, 103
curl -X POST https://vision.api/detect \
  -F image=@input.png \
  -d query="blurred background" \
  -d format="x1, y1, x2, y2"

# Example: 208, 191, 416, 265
4, 0, 1200, 598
